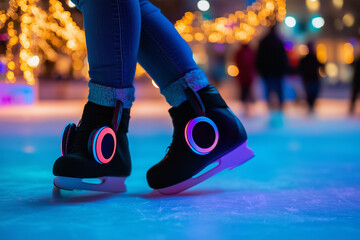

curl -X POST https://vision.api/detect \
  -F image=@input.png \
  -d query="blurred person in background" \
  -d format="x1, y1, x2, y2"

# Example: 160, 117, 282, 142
52, 0, 254, 195
256, 24, 288, 112
350, 55, 360, 114
208, 44, 227, 86
234, 43, 256, 116
298, 42, 324, 114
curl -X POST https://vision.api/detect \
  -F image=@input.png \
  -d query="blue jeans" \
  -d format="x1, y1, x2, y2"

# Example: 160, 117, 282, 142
263, 76, 284, 108
72, 0, 208, 108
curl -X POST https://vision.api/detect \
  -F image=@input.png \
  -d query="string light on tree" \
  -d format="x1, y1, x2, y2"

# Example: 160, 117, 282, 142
175, 0, 287, 44
0, 0, 87, 85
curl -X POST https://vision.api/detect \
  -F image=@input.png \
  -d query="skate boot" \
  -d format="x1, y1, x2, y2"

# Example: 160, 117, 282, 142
146, 85, 254, 194
53, 101, 131, 193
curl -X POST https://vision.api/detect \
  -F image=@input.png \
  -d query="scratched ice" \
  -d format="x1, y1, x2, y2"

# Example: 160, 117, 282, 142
0, 102, 359, 239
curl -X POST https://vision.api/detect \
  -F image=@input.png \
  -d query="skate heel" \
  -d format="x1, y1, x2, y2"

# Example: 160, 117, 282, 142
53, 176, 127, 193
157, 141, 254, 195
223, 142, 254, 170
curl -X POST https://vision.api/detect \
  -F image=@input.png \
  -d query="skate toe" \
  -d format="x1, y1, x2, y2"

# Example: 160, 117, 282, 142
146, 162, 192, 190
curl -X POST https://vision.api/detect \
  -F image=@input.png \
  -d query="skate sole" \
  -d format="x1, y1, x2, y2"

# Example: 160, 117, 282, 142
157, 141, 254, 195
53, 176, 127, 193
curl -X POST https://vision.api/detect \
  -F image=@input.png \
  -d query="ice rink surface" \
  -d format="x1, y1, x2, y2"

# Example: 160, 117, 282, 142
0, 100, 359, 240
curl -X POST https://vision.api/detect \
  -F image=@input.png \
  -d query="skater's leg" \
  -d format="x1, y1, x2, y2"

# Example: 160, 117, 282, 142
138, 0, 208, 107
263, 78, 272, 108
73, 0, 141, 108
53, 0, 141, 192
137, 1, 253, 194
275, 77, 284, 109
350, 82, 359, 113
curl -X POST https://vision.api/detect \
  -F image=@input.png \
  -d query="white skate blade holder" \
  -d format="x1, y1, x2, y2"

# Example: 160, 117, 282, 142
53, 176, 127, 193
157, 141, 254, 195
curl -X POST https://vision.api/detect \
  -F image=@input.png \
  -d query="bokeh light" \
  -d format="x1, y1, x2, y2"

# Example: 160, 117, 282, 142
312, 16, 325, 29
285, 16, 296, 28
26, 56, 40, 68
325, 63, 338, 78
333, 0, 343, 9
306, 0, 320, 12
342, 13, 354, 27
227, 65, 239, 77
316, 43, 327, 63
343, 43, 354, 64
197, 0, 210, 12
298, 44, 309, 56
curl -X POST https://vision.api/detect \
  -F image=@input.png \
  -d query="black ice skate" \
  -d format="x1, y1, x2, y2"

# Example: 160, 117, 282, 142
53, 101, 131, 193
146, 85, 254, 195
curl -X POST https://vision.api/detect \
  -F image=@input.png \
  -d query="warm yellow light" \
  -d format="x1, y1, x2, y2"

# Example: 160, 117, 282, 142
319, 68, 326, 78
24, 70, 32, 79
266, 2, 275, 11
20, 63, 27, 71
306, 0, 320, 12
248, 11, 258, 26
227, 65, 239, 77
151, 79, 159, 89
194, 32, 204, 41
343, 43, 354, 64
183, 34, 193, 42
298, 44, 309, 56
27, 55, 40, 68
7, 61, 15, 70
20, 50, 29, 60
8, 21, 14, 28
235, 31, 247, 41
6, 71, 15, 81
343, 13, 354, 27
23, 41, 30, 49
8, 28, 15, 37
185, 12, 194, 20
208, 33, 220, 42
333, 0, 343, 9
66, 39, 77, 50
325, 63, 338, 77
72, 59, 82, 70
316, 43, 327, 63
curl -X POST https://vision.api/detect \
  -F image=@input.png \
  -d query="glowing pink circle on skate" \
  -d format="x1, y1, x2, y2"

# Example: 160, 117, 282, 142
184, 116, 219, 155
61, 122, 72, 156
92, 127, 116, 164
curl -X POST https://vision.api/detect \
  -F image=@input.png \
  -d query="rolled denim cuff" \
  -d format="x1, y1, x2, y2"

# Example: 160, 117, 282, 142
160, 69, 209, 107
88, 81, 135, 108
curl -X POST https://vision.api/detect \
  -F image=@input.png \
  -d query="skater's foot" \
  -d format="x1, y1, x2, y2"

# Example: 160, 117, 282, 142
146, 85, 254, 194
53, 101, 131, 193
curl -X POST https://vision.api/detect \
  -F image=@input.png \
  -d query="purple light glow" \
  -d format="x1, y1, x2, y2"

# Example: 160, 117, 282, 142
284, 41, 294, 51
184, 116, 219, 155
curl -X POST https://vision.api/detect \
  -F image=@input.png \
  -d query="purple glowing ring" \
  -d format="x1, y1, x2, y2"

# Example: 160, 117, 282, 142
184, 116, 219, 155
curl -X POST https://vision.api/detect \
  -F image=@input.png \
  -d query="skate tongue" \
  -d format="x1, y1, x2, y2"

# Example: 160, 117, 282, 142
81, 101, 115, 126
184, 87, 205, 117
112, 100, 123, 132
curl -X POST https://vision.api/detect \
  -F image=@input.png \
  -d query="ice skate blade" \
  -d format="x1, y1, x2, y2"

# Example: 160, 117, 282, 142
53, 176, 127, 193
157, 141, 254, 195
